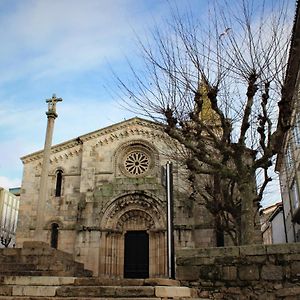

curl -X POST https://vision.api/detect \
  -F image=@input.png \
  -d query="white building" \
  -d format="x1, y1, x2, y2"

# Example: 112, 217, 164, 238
0, 187, 20, 248
260, 202, 286, 244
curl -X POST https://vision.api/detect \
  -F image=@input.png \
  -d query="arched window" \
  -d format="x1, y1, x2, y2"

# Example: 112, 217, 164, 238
55, 170, 63, 197
50, 223, 59, 249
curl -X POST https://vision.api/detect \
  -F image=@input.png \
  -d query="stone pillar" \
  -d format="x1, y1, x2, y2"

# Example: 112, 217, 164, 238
35, 94, 62, 241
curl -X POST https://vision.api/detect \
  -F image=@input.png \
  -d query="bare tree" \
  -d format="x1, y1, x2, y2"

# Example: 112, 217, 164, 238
1, 235, 12, 248
116, 0, 294, 245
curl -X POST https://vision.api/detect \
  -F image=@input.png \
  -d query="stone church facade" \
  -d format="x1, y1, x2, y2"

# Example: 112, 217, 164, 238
16, 117, 215, 277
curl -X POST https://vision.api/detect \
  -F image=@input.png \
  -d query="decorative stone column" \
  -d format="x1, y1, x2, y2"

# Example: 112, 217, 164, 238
35, 94, 62, 241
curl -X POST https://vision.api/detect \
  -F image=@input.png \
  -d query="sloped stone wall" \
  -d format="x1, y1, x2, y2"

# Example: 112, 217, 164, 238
176, 243, 300, 299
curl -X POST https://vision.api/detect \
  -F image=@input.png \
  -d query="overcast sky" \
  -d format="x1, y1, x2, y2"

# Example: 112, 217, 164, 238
0, 0, 294, 207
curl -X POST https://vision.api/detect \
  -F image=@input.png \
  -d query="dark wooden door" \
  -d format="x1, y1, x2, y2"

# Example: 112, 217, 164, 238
124, 231, 149, 278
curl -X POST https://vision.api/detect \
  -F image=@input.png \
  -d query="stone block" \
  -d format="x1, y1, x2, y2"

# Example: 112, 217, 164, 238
155, 286, 191, 298
176, 256, 215, 266
261, 265, 283, 280
1, 263, 36, 272
238, 265, 259, 281
144, 278, 180, 286
258, 293, 276, 300
266, 243, 300, 255
0, 286, 12, 296
176, 266, 200, 280
290, 261, 300, 277
276, 287, 300, 297
12, 285, 57, 297
194, 246, 239, 258
222, 266, 237, 280
246, 255, 267, 264
199, 265, 221, 280
3, 276, 76, 286
114, 286, 155, 297
56, 286, 109, 297
283, 254, 300, 261
1, 248, 20, 256
240, 245, 266, 256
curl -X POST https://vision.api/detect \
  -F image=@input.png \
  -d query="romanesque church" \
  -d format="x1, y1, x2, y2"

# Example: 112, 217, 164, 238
16, 117, 215, 277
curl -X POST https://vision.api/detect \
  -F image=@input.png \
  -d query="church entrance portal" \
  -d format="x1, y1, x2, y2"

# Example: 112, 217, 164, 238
124, 231, 149, 278
98, 193, 167, 278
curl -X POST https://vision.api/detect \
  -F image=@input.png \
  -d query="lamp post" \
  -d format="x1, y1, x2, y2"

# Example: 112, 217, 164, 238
166, 161, 175, 279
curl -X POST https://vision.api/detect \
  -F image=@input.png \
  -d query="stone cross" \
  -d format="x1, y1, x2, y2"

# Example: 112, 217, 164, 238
36, 93, 62, 240
46, 94, 63, 114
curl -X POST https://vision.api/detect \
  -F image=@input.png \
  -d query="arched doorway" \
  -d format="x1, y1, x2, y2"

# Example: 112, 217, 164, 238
99, 192, 167, 278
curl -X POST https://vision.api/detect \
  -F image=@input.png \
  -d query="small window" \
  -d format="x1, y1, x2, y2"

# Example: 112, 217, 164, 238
55, 170, 63, 197
293, 114, 300, 146
290, 179, 299, 211
50, 223, 59, 249
285, 145, 293, 170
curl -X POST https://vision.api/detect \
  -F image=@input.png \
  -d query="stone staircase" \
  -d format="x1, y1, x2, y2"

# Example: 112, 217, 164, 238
0, 276, 202, 299
0, 242, 92, 277
0, 242, 204, 299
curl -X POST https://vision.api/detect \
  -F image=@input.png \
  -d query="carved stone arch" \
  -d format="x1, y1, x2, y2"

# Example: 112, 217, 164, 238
45, 218, 64, 230
49, 166, 66, 176
116, 209, 155, 231
114, 140, 160, 178
100, 192, 166, 230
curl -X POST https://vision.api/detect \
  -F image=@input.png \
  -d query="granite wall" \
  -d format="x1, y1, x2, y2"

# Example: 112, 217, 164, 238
176, 243, 300, 299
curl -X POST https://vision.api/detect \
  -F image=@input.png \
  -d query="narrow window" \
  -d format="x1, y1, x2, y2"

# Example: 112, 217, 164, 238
55, 170, 63, 197
50, 223, 59, 249
285, 145, 293, 170
290, 179, 300, 211
293, 114, 300, 146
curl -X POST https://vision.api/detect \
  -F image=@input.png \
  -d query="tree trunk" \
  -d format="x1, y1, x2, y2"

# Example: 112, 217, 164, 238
239, 180, 256, 245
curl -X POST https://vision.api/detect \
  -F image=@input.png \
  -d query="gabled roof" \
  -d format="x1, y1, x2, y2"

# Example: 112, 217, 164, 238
21, 117, 165, 163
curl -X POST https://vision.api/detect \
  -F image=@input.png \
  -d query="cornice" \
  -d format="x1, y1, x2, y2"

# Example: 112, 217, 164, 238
20, 117, 167, 164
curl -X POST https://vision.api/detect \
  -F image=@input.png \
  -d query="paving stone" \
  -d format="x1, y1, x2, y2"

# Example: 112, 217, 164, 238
155, 286, 191, 298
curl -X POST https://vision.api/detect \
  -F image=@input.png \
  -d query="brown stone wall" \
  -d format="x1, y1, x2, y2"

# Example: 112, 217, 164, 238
176, 243, 300, 299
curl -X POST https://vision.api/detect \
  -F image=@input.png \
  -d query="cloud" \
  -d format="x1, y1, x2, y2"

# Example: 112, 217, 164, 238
0, 0, 168, 85
0, 176, 21, 190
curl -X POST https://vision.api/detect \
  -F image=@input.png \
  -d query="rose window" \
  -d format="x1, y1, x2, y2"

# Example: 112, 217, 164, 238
124, 151, 150, 175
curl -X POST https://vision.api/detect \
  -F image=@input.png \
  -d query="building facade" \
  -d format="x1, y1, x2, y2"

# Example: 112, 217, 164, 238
275, 2, 300, 243
260, 202, 286, 244
16, 117, 217, 277
0, 187, 20, 248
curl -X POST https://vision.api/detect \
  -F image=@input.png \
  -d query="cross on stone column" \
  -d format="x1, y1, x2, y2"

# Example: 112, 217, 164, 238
46, 94, 63, 117
35, 94, 62, 241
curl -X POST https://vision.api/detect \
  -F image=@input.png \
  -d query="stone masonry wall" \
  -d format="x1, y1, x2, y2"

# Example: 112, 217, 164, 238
176, 243, 300, 299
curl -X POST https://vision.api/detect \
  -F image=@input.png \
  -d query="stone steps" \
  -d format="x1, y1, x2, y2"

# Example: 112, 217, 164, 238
0, 242, 92, 277
0, 276, 197, 299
